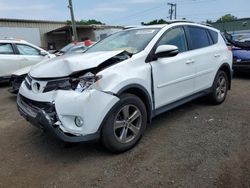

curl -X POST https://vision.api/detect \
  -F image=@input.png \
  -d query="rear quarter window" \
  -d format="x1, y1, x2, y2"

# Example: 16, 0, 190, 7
208, 29, 219, 44
188, 26, 211, 50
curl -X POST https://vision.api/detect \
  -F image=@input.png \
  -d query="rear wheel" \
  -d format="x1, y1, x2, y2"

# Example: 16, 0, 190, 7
101, 94, 147, 153
209, 71, 228, 105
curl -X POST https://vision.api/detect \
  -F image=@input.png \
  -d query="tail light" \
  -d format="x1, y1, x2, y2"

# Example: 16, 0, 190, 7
227, 45, 232, 51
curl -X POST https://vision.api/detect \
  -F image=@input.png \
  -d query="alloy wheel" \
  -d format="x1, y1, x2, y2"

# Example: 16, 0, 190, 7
216, 75, 227, 101
113, 104, 142, 144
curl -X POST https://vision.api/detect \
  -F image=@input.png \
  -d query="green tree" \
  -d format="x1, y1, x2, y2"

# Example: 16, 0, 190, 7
206, 19, 213, 24
216, 14, 237, 22
141, 19, 167, 25
67, 19, 105, 25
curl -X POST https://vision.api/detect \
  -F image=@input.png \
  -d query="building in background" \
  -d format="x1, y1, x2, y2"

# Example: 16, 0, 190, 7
0, 18, 123, 50
212, 18, 250, 40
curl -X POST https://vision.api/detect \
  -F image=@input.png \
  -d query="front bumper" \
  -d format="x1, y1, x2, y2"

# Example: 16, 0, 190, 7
8, 75, 26, 94
17, 94, 100, 142
233, 60, 250, 72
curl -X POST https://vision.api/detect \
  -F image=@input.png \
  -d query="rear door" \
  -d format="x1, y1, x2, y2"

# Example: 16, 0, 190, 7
185, 26, 218, 92
15, 44, 45, 68
0, 43, 21, 77
150, 26, 196, 109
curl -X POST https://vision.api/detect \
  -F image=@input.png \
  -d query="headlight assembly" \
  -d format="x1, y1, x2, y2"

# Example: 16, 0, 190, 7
72, 72, 102, 92
43, 72, 102, 93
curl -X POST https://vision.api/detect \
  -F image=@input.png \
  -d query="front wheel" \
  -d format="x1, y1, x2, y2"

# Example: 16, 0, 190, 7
101, 94, 147, 153
209, 71, 228, 105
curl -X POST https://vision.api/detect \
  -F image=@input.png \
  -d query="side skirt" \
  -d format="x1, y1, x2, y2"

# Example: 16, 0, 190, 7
152, 88, 212, 118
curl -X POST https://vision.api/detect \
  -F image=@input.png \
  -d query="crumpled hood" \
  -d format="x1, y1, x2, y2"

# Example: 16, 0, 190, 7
30, 50, 124, 78
12, 65, 33, 76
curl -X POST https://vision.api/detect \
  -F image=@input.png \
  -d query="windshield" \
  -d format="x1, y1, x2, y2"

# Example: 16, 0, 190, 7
60, 43, 75, 53
86, 28, 160, 54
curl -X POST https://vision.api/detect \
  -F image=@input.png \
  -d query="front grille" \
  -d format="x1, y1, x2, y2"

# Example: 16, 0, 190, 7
24, 74, 72, 93
19, 95, 55, 113
43, 79, 72, 92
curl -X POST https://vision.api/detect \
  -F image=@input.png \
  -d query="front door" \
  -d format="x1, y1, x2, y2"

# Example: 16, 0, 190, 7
150, 27, 195, 109
15, 44, 45, 68
0, 43, 21, 77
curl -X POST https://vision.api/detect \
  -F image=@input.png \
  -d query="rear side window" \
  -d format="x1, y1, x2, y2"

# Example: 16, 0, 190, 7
157, 27, 188, 53
16, 44, 40, 55
0, 43, 14, 55
208, 29, 218, 44
188, 26, 210, 50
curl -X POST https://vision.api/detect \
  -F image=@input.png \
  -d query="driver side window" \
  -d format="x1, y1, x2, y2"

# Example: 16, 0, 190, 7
16, 44, 40, 56
158, 27, 188, 53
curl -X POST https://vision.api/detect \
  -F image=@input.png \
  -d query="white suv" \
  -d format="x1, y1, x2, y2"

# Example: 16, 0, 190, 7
17, 22, 232, 152
0, 39, 55, 81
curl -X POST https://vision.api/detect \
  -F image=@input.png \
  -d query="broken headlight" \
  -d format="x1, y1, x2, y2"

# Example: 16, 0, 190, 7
71, 72, 102, 92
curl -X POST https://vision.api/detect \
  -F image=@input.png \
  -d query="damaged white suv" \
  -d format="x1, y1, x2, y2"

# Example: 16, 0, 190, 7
17, 22, 232, 152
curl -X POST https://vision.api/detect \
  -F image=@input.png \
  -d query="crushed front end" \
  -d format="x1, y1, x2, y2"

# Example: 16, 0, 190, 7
17, 73, 119, 142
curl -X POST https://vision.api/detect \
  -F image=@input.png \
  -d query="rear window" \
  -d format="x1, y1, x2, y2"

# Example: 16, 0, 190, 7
188, 26, 210, 50
208, 29, 218, 44
0, 43, 14, 55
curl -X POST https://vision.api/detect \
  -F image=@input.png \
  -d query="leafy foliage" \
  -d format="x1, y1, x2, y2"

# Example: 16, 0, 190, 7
141, 19, 168, 25
67, 19, 105, 25
216, 14, 237, 22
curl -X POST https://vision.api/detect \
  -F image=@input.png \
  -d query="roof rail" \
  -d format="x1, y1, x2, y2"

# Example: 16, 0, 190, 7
123, 25, 140, 30
0, 37, 16, 40
165, 20, 195, 24
166, 20, 213, 27
0, 37, 26, 41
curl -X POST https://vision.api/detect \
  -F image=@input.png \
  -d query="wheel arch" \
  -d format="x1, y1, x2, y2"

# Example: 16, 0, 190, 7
218, 63, 232, 90
117, 84, 153, 123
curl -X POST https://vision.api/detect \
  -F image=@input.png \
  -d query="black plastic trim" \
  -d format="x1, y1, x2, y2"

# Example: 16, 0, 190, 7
17, 94, 100, 143
153, 88, 212, 117
145, 25, 189, 63
116, 84, 153, 122
218, 63, 233, 90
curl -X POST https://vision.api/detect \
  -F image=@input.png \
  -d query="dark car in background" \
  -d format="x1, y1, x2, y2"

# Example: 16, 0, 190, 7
54, 42, 88, 56
54, 40, 94, 56
223, 33, 250, 72
232, 47, 250, 72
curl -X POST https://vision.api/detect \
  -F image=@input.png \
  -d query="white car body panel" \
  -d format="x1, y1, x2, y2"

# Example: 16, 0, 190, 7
0, 54, 23, 76
55, 89, 119, 135
30, 50, 124, 78
0, 39, 55, 78
12, 65, 33, 76
151, 51, 196, 108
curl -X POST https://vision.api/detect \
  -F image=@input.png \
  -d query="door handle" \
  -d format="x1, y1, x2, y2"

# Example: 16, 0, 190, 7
186, 59, 194, 64
214, 54, 221, 58
20, 58, 29, 61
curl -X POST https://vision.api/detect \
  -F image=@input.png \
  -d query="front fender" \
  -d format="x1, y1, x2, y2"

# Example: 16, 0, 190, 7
54, 89, 119, 136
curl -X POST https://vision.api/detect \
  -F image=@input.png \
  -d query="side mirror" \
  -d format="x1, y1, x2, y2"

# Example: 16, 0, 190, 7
40, 51, 48, 56
154, 45, 179, 59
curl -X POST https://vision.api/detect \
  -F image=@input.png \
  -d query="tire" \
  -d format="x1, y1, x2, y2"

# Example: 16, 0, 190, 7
101, 93, 147, 153
209, 70, 228, 105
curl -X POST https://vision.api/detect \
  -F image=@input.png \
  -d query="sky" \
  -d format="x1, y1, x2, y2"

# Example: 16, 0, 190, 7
0, 0, 249, 25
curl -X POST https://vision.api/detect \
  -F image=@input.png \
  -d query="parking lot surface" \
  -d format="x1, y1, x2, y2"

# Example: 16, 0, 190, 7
0, 76, 249, 188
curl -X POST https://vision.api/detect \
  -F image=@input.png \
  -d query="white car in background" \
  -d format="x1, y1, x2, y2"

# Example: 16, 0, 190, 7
9, 41, 94, 93
0, 39, 55, 82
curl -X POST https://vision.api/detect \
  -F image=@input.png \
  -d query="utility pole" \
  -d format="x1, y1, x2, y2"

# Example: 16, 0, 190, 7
168, 3, 177, 20
68, 0, 78, 42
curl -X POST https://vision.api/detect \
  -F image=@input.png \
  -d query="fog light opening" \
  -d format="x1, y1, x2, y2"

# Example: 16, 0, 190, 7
75, 116, 84, 127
